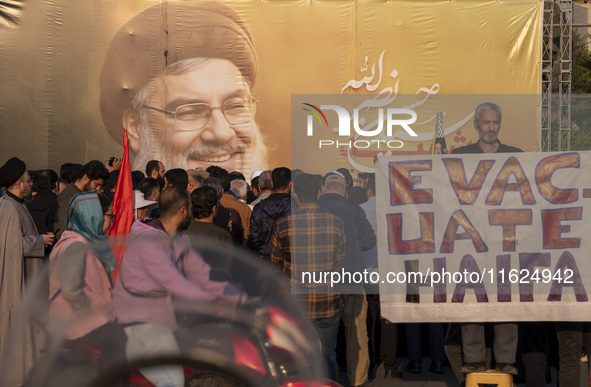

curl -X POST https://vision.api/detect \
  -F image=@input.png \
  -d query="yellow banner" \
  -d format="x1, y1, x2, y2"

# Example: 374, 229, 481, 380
0, 0, 541, 176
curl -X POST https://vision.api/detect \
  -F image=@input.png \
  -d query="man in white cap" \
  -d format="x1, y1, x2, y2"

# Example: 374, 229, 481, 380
133, 190, 158, 219
0, 157, 54, 384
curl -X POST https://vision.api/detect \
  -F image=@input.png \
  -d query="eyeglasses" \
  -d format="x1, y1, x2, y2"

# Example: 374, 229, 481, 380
143, 95, 258, 131
104, 213, 115, 222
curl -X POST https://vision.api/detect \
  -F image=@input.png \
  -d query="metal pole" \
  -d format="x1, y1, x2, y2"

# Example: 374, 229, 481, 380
541, 0, 554, 152
558, 0, 572, 151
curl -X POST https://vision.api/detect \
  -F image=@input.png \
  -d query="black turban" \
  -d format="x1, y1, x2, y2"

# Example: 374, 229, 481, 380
100, 0, 257, 145
0, 157, 26, 188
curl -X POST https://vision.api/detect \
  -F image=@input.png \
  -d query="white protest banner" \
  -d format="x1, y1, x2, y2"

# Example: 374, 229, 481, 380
377, 152, 591, 323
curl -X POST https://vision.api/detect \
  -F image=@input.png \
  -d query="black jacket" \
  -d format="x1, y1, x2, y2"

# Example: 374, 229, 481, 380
247, 193, 291, 259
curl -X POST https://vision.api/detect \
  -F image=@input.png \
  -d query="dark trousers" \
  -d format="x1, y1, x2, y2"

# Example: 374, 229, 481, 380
381, 318, 398, 371
519, 322, 549, 387
76, 322, 129, 387
366, 294, 381, 366
556, 322, 591, 387
311, 311, 342, 381
406, 323, 446, 363
366, 294, 399, 371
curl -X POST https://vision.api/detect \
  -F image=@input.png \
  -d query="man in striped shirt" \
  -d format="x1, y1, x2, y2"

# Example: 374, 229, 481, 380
271, 173, 345, 381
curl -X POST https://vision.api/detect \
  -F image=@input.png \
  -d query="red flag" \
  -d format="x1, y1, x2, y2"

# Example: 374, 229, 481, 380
108, 128, 134, 283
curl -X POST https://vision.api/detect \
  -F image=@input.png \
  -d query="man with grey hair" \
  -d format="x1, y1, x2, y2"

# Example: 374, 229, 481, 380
451, 102, 522, 377
202, 177, 243, 245
186, 169, 201, 195
317, 171, 376, 387
230, 179, 249, 204
250, 170, 273, 207
451, 102, 522, 154
100, 1, 268, 178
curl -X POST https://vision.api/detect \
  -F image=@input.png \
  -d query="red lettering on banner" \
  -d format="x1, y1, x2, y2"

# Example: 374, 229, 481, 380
496, 254, 512, 302
440, 210, 487, 253
488, 209, 533, 251
547, 251, 588, 302
535, 153, 579, 204
442, 159, 495, 205
388, 161, 432, 205
486, 156, 535, 205
387, 213, 435, 254
541, 208, 582, 249
451, 254, 489, 303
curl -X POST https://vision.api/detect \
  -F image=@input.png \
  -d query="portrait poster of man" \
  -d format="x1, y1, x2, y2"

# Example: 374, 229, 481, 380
0, 0, 541, 175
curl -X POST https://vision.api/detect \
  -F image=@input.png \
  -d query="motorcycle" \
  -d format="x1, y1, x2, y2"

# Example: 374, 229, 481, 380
0, 235, 342, 387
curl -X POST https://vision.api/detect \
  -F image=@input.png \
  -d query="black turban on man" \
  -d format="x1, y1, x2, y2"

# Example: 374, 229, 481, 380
0, 157, 26, 188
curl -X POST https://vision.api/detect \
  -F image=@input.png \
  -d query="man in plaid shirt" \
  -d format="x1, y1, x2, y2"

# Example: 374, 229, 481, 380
317, 172, 376, 387
271, 173, 346, 381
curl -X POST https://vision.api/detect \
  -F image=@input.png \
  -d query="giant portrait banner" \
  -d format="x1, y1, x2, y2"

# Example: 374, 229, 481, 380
0, 0, 541, 175
376, 152, 591, 323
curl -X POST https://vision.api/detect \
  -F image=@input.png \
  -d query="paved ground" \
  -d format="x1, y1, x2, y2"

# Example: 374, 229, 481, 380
335, 357, 573, 387
37, 354, 591, 386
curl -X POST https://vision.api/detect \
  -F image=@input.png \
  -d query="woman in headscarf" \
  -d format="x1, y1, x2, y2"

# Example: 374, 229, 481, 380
48, 191, 127, 384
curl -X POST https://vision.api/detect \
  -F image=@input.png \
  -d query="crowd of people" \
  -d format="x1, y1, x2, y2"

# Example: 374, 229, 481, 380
0, 158, 588, 387
0, 103, 590, 387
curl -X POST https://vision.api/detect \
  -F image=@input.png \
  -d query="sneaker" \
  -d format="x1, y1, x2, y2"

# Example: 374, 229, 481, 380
429, 361, 445, 374
405, 360, 422, 374
494, 363, 518, 375
459, 362, 487, 373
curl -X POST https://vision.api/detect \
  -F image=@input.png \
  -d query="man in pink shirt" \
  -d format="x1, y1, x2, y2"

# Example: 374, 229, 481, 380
112, 187, 241, 387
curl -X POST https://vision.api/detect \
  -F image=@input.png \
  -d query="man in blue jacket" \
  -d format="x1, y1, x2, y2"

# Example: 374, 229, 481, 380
248, 167, 292, 260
